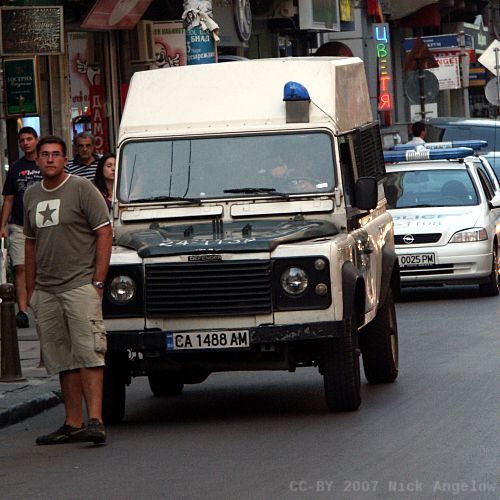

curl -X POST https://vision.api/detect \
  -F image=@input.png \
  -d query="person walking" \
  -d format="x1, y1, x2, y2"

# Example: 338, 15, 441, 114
0, 126, 42, 328
65, 131, 101, 180
94, 153, 116, 210
24, 135, 112, 445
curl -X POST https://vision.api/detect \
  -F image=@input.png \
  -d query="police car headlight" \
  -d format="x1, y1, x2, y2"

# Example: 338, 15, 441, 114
109, 275, 136, 303
449, 228, 488, 243
280, 267, 308, 295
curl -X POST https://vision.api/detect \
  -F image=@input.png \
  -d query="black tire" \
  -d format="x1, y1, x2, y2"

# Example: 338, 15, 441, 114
479, 247, 499, 297
322, 312, 361, 412
148, 373, 184, 397
102, 350, 128, 425
359, 288, 399, 384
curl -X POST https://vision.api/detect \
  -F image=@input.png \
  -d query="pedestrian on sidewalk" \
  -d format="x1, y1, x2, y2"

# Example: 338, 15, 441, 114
65, 131, 101, 181
0, 127, 42, 328
24, 135, 112, 446
94, 153, 116, 211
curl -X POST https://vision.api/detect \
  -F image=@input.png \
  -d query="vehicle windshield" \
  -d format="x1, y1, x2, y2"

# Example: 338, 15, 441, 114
384, 169, 479, 209
118, 133, 335, 203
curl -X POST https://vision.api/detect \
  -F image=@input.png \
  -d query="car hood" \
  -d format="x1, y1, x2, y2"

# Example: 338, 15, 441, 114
390, 206, 481, 237
117, 218, 338, 257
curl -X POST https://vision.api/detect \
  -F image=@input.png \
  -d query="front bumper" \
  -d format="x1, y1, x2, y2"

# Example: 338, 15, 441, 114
397, 242, 492, 286
107, 321, 346, 351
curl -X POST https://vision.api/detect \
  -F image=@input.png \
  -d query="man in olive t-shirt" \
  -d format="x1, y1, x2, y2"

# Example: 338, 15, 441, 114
24, 135, 112, 446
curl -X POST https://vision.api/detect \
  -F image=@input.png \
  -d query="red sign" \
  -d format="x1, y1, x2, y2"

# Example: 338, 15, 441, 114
89, 84, 109, 154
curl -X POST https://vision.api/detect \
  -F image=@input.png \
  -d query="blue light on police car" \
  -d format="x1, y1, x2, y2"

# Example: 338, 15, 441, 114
384, 147, 474, 163
283, 81, 311, 101
392, 140, 487, 151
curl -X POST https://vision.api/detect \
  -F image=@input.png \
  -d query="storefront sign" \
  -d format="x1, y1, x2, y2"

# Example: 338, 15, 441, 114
403, 34, 473, 52
0, 6, 64, 56
427, 54, 461, 90
186, 25, 216, 65
374, 23, 393, 112
90, 85, 109, 155
68, 32, 92, 113
151, 22, 187, 69
3, 58, 39, 117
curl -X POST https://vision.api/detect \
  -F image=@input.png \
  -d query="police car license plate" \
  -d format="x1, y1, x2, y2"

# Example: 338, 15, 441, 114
166, 330, 250, 351
398, 253, 435, 267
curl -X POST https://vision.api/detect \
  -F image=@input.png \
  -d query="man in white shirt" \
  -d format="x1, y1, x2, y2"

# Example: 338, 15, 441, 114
407, 122, 427, 145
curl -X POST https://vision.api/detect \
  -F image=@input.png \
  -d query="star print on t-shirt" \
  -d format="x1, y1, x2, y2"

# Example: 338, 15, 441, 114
36, 200, 60, 228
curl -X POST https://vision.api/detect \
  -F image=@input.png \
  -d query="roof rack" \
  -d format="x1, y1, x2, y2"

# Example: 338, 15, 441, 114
384, 147, 474, 163
392, 140, 487, 151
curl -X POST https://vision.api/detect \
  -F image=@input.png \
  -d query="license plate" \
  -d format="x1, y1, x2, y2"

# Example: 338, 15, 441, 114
398, 253, 435, 267
166, 330, 250, 351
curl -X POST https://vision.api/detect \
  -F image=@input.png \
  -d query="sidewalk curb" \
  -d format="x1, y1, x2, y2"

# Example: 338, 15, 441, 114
0, 390, 62, 428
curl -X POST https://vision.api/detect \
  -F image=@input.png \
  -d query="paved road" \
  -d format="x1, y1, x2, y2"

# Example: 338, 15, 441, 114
0, 286, 498, 500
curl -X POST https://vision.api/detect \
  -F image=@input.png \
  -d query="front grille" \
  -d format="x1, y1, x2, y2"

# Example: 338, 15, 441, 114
400, 264, 454, 276
145, 260, 272, 317
395, 233, 442, 245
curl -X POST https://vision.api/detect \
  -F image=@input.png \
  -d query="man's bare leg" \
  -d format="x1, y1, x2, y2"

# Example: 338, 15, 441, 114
59, 370, 84, 427
15, 265, 28, 312
80, 366, 104, 422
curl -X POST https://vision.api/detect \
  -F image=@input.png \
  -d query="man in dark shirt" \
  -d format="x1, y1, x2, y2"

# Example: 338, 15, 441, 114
65, 131, 101, 181
0, 126, 42, 328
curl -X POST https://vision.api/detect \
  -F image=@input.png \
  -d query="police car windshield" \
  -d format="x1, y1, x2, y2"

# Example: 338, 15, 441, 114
384, 169, 479, 209
117, 132, 335, 203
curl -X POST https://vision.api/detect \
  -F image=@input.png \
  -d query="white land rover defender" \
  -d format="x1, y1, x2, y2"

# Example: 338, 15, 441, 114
102, 58, 400, 423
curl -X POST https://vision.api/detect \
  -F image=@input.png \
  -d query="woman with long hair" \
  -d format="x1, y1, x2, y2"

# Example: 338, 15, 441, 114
94, 153, 116, 210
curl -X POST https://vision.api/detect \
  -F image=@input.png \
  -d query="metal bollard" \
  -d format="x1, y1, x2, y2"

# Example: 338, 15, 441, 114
0, 283, 25, 382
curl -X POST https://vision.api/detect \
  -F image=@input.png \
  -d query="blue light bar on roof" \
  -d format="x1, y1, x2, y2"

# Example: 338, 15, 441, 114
384, 147, 474, 163
392, 140, 487, 151
283, 81, 311, 101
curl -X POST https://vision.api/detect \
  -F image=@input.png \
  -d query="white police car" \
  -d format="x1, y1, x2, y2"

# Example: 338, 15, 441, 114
384, 145, 500, 295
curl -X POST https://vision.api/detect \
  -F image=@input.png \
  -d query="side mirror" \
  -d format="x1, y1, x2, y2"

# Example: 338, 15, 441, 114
490, 193, 500, 209
355, 176, 378, 210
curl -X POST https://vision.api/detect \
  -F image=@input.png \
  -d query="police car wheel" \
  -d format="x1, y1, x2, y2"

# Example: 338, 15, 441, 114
478, 247, 499, 297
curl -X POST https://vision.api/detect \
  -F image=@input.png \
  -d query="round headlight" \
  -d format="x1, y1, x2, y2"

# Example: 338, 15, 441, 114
109, 275, 136, 304
280, 267, 308, 295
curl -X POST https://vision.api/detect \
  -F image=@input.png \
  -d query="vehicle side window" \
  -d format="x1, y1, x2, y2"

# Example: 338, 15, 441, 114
476, 169, 494, 201
339, 134, 356, 207
477, 162, 495, 187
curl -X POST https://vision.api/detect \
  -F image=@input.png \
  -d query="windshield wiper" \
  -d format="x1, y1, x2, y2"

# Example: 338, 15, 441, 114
224, 187, 289, 200
129, 195, 201, 205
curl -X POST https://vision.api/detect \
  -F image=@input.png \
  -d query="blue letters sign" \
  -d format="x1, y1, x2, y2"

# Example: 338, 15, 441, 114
186, 25, 215, 65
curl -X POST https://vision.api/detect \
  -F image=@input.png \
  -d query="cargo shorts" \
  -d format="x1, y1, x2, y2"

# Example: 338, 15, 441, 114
30, 283, 107, 376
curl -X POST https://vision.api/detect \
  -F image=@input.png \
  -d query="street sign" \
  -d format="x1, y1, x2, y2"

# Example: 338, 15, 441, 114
405, 70, 439, 104
478, 39, 500, 76
484, 78, 500, 106
410, 103, 437, 122
403, 34, 473, 52
404, 37, 439, 72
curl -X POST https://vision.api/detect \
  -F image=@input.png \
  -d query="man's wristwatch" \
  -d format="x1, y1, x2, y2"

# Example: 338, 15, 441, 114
92, 280, 105, 289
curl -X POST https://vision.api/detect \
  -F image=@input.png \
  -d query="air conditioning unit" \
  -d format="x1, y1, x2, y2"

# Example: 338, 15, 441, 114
251, 0, 296, 19
130, 20, 154, 63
